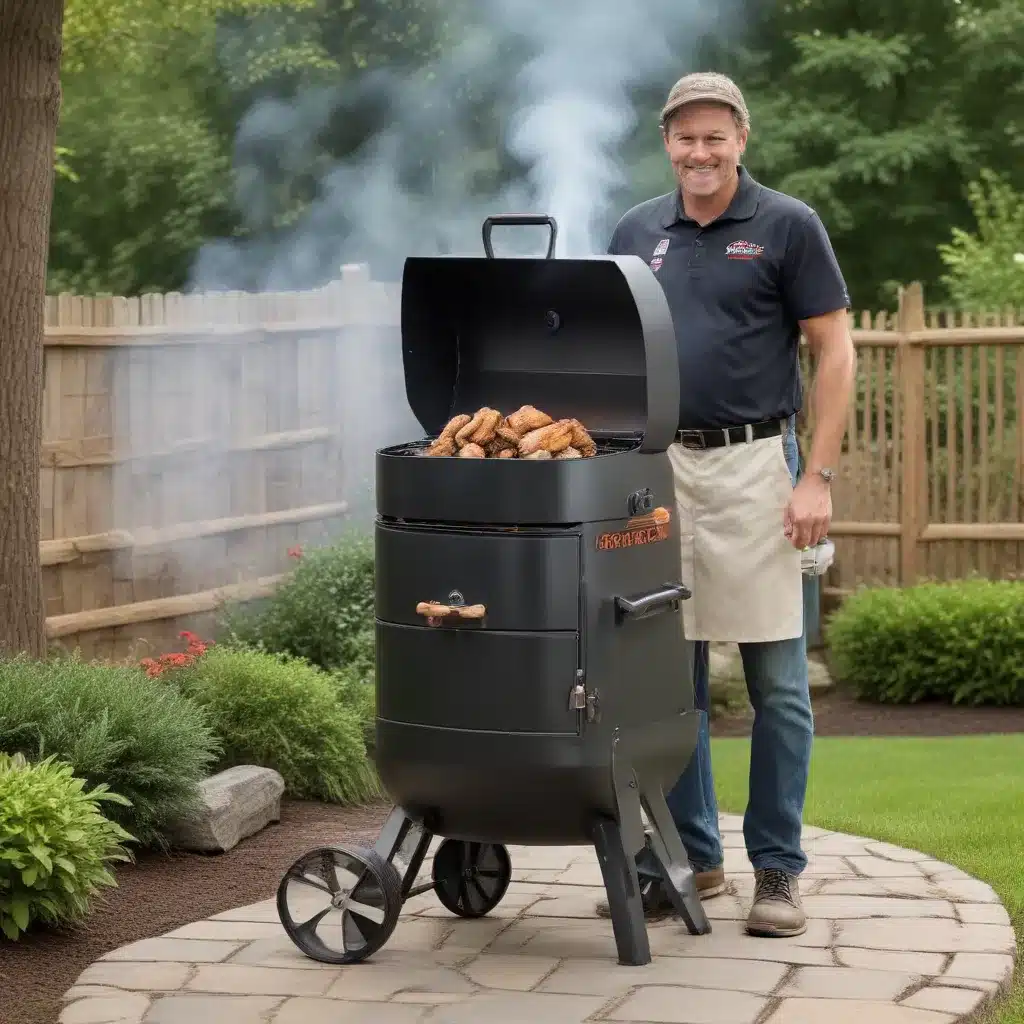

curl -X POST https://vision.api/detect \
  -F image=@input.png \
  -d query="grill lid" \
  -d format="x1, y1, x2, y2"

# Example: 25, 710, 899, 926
400, 215, 680, 454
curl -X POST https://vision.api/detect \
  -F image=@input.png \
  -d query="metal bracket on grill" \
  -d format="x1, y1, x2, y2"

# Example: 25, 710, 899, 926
613, 583, 690, 624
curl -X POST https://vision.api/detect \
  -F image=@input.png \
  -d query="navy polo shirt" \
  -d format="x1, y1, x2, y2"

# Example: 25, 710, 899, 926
607, 166, 850, 430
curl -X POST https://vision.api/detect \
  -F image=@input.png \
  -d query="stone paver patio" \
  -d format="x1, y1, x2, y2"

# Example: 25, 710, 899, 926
61, 813, 1017, 1024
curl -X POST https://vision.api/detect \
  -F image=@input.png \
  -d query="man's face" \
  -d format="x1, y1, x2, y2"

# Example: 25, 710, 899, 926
662, 102, 747, 199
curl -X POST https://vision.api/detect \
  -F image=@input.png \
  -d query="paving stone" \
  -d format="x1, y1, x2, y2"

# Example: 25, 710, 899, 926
99, 938, 241, 963
63, 987, 126, 1002
901, 986, 986, 1015
488, 917, 625, 959
555, 862, 606, 886
427, 991, 608, 1023
58, 993, 150, 1024
864, 842, 935, 863
803, 836, 873, 857
273, 998, 429, 1023
777, 965, 919, 1000
526, 891, 612, 918
767, 999, 957, 1023
838, 918, 1016, 954
514, 869, 566, 884
847, 857, 927, 878
955, 903, 1012, 926
646, 926, 836, 968
801, 896, 954, 920
227, 936, 338, 969
505, 846, 581, 870
606, 985, 767, 1023
75, 962, 192, 991
934, 878, 1002, 904
418, 887, 543, 920
817, 878, 950, 900
186, 964, 335, 997
943, 952, 1016, 985
834, 948, 948, 975
146, 994, 284, 1023
800, 856, 860, 878
324, 962, 475, 1000
537, 955, 787, 997
164, 920, 285, 941
210, 899, 280, 922
408, 917, 509, 953
460, 953, 560, 991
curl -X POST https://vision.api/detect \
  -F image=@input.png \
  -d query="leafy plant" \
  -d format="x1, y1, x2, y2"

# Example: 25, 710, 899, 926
220, 533, 376, 676
0, 655, 220, 848
0, 753, 134, 940
167, 645, 380, 804
826, 578, 1024, 705
331, 665, 377, 757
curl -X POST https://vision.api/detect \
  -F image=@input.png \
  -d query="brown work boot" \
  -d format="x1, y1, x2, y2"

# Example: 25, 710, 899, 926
745, 868, 806, 937
594, 865, 726, 920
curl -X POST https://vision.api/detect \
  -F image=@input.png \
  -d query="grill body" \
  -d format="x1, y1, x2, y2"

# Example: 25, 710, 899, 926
275, 215, 712, 970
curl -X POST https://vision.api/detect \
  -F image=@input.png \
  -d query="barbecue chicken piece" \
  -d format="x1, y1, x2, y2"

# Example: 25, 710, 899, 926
506, 404, 553, 437
425, 413, 472, 456
458, 442, 486, 458
497, 448, 517, 458
455, 407, 502, 448
484, 417, 520, 457
523, 449, 552, 460
567, 419, 597, 458
555, 446, 582, 459
518, 419, 574, 457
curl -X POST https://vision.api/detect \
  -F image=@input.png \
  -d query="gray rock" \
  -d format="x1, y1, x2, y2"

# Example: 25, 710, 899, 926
168, 766, 285, 854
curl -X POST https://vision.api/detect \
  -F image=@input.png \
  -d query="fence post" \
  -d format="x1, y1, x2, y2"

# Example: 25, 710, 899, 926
897, 282, 927, 585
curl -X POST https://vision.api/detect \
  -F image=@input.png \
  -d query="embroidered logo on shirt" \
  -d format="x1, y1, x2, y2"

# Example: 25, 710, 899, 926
653, 238, 670, 257
725, 240, 764, 260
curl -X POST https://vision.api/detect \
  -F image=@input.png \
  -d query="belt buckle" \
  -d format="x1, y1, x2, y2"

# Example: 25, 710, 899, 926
678, 429, 706, 450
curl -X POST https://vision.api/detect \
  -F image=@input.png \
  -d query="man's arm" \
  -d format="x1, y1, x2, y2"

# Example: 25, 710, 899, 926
799, 308, 856, 478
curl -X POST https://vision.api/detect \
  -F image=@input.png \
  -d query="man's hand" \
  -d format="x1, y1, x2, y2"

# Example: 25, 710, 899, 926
784, 474, 832, 550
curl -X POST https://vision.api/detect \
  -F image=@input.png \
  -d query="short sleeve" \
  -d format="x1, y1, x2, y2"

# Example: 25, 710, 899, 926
782, 211, 851, 320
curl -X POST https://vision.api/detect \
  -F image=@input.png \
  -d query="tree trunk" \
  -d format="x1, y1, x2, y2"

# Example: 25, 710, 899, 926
0, 0, 65, 658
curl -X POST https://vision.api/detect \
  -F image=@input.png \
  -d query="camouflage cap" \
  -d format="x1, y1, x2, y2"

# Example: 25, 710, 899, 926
660, 72, 750, 131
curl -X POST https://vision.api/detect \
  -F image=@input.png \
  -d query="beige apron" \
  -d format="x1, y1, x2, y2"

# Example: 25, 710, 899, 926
668, 426, 803, 643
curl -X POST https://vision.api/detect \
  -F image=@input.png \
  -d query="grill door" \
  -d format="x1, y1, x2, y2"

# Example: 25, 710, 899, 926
376, 625, 580, 735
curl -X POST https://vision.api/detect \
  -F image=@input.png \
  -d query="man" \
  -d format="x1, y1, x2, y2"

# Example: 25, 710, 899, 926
597, 71, 856, 937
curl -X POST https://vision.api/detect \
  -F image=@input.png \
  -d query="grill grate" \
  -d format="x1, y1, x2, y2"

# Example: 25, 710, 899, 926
384, 435, 642, 458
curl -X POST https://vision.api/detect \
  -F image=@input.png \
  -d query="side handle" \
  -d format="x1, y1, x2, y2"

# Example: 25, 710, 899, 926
614, 583, 690, 624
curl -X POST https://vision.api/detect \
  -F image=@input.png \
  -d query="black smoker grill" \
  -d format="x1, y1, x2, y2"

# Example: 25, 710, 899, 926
276, 215, 712, 969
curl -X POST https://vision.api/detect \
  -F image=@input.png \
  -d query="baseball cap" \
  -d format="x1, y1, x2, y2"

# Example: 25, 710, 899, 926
660, 72, 750, 130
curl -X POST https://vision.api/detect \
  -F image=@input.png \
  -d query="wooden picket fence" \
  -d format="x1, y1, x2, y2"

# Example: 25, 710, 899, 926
800, 282, 1023, 602
38, 273, 1022, 661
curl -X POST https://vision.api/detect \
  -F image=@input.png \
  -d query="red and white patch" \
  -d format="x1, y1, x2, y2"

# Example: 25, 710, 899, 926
649, 257, 663, 272
725, 240, 764, 260
653, 238, 670, 257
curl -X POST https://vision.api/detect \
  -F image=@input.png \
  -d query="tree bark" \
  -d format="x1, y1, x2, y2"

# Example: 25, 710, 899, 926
0, 0, 65, 658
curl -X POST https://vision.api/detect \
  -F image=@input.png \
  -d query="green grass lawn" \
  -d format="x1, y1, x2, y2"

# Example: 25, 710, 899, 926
710, 734, 1024, 1023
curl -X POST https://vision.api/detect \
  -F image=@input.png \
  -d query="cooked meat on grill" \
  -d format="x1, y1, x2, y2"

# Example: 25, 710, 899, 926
506, 404, 553, 436
519, 419, 573, 456
423, 407, 597, 458
453, 408, 500, 448
426, 413, 472, 456
568, 419, 597, 458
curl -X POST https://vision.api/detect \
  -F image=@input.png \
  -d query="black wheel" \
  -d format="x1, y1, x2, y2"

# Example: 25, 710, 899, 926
431, 839, 512, 918
277, 845, 402, 964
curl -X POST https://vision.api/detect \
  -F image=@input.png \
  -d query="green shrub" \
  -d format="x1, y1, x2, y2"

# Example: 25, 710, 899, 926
0, 654, 221, 848
0, 753, 134, 940
826, 578, 1024, 705
331, 666, 377, 756
168, 645, 381, 804
220, 532, 375, 676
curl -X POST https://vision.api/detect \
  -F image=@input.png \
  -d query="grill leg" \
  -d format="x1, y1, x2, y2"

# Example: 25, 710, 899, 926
373, 806, 434, 899
592, 816, 651, 966
641, 787, 713, 937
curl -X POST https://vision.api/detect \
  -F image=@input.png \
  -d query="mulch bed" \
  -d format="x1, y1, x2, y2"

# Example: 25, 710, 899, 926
4, 694, 1023, 1024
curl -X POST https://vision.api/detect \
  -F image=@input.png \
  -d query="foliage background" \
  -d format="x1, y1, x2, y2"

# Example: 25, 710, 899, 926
49, 0, 1024, 308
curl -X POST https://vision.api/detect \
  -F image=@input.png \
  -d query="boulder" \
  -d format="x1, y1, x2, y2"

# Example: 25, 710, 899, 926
168, 766, 285, 854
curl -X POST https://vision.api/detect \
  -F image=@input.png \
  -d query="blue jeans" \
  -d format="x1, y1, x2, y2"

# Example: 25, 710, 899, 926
642, 417, 814, 878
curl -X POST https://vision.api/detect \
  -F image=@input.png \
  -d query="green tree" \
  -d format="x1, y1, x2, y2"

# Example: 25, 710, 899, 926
938, 170, 1024, 309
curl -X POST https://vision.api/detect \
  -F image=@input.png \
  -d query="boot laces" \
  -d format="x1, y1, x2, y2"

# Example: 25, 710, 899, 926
755, 869, 797, 906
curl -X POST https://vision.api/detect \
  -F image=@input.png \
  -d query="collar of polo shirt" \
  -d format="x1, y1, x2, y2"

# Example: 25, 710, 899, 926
659, 164, 761, 229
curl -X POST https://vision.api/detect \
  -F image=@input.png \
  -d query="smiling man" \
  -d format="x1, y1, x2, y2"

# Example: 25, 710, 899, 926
597, 72, 856, 938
